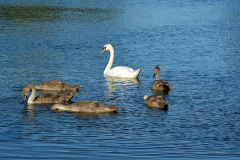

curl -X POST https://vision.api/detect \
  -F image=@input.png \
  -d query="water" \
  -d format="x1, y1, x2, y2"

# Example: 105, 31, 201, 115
1, 0, 240, 159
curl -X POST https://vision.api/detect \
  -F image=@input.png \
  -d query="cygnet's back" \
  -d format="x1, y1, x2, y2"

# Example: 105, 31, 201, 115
51, 100, 121, 113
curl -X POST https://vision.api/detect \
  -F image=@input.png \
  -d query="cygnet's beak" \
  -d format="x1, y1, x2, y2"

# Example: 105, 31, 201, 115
24, 95, 27, 102
153, 73, 156, 77
101, 48, 106, 54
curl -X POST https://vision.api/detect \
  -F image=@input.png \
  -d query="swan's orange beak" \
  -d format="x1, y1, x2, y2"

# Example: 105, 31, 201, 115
101, 48, 106, 54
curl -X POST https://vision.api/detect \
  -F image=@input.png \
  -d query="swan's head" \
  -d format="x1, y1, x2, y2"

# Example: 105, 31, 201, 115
51, 104, 65, 111
143, 95, 149, 100
22, 84, 32, 102
101, 44, 113, 54
23, 94, 28, 102
153, 66, 160, 77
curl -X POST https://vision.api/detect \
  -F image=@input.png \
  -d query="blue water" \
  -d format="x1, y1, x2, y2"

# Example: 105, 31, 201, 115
0, 0, 240, 159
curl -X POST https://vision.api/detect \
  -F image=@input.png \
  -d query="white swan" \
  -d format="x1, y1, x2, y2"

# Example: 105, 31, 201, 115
101, 44, 142, 78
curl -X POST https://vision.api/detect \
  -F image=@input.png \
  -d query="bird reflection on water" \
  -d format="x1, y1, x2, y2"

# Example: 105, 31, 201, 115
105, 76, 140, 92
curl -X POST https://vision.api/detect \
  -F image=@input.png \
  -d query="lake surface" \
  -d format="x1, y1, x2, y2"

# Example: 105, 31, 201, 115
1, 0, 240, 159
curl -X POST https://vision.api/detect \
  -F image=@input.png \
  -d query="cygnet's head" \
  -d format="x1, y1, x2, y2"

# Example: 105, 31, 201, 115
22, 89, 28, 102
143, 95, 149, 100
51, 104, 65, 111
22, 84, 33, 102
153, 66, 160, 77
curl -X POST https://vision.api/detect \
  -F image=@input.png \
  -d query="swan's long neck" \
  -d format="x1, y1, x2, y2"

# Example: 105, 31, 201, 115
28, 85, 37, 104
156, 68, 161, 80
104, 47, 114, 75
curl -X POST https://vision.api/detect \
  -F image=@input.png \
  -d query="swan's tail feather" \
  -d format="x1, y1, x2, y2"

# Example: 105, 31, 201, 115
106, 105, 122, 112
121, 68, 141, 79
74, 85, 83, 91
132, 68, 142, 78
61, 89, 78, 102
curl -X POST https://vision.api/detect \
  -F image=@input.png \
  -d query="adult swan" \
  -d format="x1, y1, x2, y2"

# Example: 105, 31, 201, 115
101, 44, 142, 78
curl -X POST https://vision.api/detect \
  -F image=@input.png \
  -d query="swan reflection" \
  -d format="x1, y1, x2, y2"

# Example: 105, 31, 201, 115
23, 104, 36, 121
105, 76, 140, 90
104, 76, 141, 101
105, 76, 140, 93
26, 104, 36, 110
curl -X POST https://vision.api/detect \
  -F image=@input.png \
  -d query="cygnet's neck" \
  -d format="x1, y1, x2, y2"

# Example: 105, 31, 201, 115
28, 84, 37, 104
156, 68, 161, 80
104, 47, 114, 75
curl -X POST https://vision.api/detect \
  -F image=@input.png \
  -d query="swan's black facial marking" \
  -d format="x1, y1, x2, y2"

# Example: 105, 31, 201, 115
101, 47, 106, 54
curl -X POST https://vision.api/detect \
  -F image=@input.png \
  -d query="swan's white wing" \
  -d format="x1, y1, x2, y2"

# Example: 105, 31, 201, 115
105, 66, 134, 77
105, 66, 141, 78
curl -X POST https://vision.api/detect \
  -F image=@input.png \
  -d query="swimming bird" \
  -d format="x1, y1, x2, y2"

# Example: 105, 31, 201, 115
22, 84, 78, 104
151, 66, 172, 93
35, 80, 83, 91
143, 95, 168, 109
101, 44, 142, 78
51, 100, 121, 113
